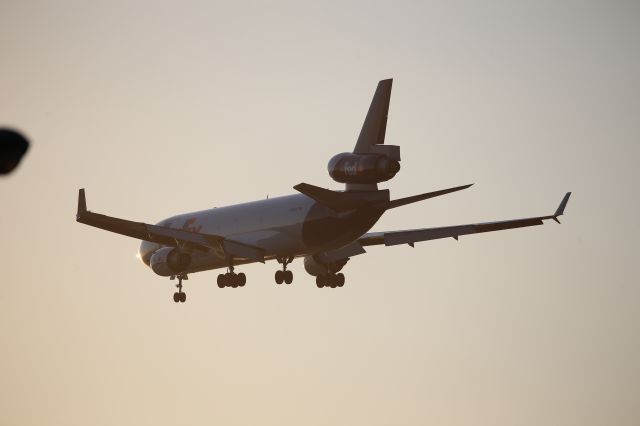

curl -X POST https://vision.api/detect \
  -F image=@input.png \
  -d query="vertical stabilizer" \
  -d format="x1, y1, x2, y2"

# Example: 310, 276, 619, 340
346, 79, 395, 192
353, 79, 393, 154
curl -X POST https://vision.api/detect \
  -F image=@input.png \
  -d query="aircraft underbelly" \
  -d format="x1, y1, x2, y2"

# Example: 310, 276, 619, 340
152, 193, 384, 274
160, 194, 313, 273
182, 230, 309, 274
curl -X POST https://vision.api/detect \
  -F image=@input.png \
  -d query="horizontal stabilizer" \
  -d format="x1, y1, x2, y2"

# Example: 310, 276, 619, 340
387, 184, 473, 209
294, 183, 384, 212
294, 183, 362, 212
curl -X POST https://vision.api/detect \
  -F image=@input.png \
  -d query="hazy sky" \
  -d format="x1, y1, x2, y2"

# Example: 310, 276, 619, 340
1, 1, 639, 425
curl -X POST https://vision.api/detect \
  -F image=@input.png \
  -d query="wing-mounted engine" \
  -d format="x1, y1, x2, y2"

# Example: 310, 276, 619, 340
303, 254, 348, 276
328, 145, 401, 185
303, 241, 368, 288
303, 255, 349, 288
150, 247, 192, 276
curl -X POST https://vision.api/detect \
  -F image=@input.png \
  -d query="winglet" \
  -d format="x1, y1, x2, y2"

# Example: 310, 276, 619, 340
77, 188, 87, 220
552, 192, 571, 223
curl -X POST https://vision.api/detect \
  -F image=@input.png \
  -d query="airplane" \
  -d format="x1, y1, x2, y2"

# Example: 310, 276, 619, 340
77, 79, 571, 303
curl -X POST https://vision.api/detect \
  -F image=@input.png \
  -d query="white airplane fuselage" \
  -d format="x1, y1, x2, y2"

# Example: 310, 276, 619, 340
139, 194, 384, 275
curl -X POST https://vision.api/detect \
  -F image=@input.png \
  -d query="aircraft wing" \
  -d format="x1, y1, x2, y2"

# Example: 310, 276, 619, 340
76, 189, 265, 262
359, 192, 571, 248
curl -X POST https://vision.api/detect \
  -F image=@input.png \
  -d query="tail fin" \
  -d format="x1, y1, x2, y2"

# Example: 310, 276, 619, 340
347, 79, 397, 192
353, 79, 393, 154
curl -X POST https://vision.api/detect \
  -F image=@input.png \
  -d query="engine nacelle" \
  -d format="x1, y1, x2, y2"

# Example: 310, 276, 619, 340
149, 247, 192, 276
328, 153, 400, 184
303, 255, 347, 276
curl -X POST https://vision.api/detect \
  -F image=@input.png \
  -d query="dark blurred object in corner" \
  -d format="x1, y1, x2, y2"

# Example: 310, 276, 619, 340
0, 128, 30, 175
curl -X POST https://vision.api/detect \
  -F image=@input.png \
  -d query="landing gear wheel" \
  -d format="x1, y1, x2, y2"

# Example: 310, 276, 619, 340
328, 277, 337, 288
218, 271, 246, 288
336, 273, 345, 287
284, 270, 293, 284
179, 292, 186, 303
173, 292, 180, 302
316, 275, 325, 288
226, 272, 237, 288
220, 259, 244, 289
275, 256, 294, 285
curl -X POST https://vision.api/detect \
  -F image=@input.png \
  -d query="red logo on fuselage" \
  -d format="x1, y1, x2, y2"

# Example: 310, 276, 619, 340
182, 218, 202, 233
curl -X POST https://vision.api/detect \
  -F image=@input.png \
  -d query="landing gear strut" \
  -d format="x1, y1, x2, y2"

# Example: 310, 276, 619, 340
316, 273, 345, 288
275, 256, 294, 285
217, 258, 246, 288
172, 273, 188, 302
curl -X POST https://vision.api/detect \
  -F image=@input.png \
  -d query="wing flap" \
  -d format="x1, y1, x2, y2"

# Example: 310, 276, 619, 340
222, 239, 265, 263
77, 211, 152, 242
145, 224, 215, 249
380, 218, 545, 247
77, 189, 265, 262
360, 193, 571, 247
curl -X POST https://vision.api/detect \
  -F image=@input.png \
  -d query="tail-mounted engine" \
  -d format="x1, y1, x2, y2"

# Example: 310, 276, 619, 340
328, 145, 400, 184
150, 247, 192, 277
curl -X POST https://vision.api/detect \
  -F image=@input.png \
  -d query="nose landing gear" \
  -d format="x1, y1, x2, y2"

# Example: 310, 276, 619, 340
275, 257, 294, 284
171, 274, 188, 302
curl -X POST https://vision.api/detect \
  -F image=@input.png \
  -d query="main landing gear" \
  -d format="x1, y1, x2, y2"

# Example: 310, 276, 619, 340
171, 274, 188, 302
316, 273, 345, 288
217, 261, 246, 288
275, 256, 294, 285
